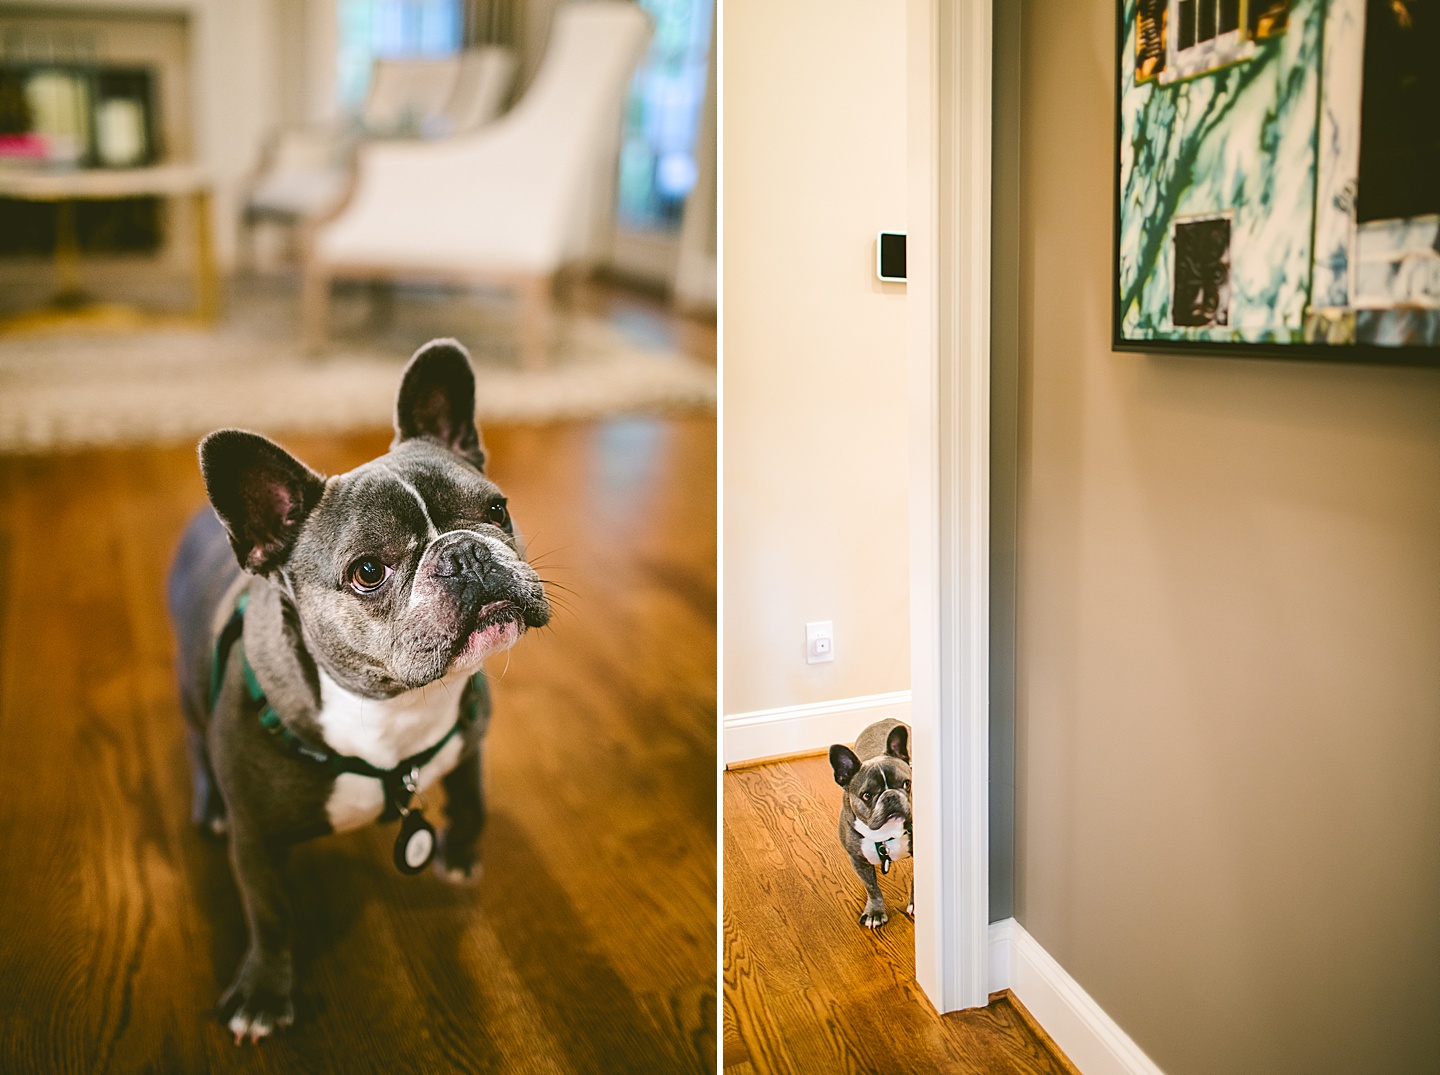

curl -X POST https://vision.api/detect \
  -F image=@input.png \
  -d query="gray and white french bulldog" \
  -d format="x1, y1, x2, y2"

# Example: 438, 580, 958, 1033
166, 339, 550, 1043
829, 719, 913, 930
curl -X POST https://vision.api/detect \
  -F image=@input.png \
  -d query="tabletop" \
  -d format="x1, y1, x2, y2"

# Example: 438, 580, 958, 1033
0, 163, 211, 200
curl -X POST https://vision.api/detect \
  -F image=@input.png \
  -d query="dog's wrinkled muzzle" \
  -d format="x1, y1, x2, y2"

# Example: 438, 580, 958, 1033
872, 789, 911, 828
420, 530, 551, 629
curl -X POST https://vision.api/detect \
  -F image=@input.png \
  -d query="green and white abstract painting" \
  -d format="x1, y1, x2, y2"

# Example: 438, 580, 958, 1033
1115, 0, 1439, 354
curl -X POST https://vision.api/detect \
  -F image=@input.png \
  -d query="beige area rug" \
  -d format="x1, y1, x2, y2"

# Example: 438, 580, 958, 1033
0, 280, 716, 453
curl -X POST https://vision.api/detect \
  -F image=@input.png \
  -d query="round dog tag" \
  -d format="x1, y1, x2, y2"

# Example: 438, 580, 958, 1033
394, 810, 436, 874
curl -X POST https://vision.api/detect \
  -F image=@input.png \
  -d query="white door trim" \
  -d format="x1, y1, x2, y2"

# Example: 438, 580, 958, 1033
907, 0, 993, 1014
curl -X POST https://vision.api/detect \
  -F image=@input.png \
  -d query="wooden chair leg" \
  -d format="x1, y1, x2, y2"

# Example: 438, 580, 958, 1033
301, 264, 329, 354
517, 274, 554, 372
299, 219, 330, 353
366, 279, 394, 330
192, 190, 220, 324
236, 211, 253, 275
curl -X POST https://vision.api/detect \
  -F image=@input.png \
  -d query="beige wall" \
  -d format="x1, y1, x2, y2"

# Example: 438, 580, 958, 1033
1011, 0, 1440, 1072
722, 0, 910, 718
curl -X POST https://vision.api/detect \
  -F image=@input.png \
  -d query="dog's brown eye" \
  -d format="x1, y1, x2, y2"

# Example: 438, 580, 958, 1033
904, 780, 911, 791
861, 792, 872, 803
485, 500, 509, 528
348, 558, 390, 593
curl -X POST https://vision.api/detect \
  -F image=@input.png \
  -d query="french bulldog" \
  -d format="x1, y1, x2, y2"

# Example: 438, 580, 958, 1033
166, 339, 550, 1043
829, 719, 913, 930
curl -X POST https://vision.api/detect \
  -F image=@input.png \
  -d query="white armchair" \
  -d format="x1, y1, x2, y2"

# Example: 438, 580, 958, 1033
435, 46, 519, 137
246, 124, 354, 225
361, 56, 461, 136
302, 2, 652, 367
244, 49, 517, 253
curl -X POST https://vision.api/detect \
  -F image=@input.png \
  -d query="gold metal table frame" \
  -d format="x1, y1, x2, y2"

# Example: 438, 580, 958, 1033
0, 163, 219, 334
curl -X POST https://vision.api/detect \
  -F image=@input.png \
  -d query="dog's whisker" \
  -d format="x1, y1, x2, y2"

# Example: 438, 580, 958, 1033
525, 539, 575, 561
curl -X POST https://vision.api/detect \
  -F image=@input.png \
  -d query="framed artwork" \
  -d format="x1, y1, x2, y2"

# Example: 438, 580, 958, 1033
1113, 0, 1440, 363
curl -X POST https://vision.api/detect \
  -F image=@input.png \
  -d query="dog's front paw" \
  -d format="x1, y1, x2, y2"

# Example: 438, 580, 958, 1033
436, 859, 483, 886
198, 815, 229, 839
220, 960, 294, 1044
192, 796, 229, 840
860, 902, 889, 930
437, 826, 483, 885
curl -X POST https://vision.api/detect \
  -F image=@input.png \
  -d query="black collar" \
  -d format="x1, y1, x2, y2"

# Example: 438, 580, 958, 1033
211, 592, 482, 821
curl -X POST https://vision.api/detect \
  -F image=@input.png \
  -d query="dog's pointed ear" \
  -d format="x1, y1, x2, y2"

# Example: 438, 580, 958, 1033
200, 430, 325, 575
393, 338, 485, 471
829, 745, 862, 787
885, 724, 910, 763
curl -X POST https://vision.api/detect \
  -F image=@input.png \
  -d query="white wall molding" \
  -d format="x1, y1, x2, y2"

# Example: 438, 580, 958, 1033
989, 919, 1167, 1075
907, 0, 993, 1014
723, 691, 911, 767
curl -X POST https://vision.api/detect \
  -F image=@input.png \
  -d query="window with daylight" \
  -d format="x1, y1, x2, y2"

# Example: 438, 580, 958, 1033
616, 0, 714, 230
336, 0, 462, 114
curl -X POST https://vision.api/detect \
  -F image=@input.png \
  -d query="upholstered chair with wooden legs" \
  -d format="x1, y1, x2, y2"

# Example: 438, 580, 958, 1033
302, 2, 651, 369
243, 49, 516, 268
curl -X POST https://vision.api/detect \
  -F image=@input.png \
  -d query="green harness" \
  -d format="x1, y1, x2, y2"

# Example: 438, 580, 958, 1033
210, 591, 482, 822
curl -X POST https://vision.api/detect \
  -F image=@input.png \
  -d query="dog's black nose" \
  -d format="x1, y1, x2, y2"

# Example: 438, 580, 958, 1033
875, 789, 910, 825
432, 537, 495, 582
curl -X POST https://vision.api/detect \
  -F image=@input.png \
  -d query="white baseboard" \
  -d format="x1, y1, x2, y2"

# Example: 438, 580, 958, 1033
722, 690, 911, 766
988, 918, 1166, 1075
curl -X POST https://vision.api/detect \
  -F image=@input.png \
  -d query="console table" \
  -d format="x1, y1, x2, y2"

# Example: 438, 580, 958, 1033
0, 163, 218, 333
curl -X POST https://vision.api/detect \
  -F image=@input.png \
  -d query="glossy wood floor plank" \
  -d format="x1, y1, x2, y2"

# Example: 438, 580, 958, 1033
0, 410, 715, 1074
724, 756, 1075, 1074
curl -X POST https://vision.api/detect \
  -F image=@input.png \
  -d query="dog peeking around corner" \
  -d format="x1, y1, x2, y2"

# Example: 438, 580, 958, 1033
166, 338, 550, 1043
829, 719, 913, 930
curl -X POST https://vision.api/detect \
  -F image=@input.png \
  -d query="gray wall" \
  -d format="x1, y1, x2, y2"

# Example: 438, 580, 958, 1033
1006, 0, 1440, 1071
990, 0, 1023, 925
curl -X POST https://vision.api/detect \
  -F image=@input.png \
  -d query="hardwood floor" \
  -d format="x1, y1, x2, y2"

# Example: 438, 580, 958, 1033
0, 411, 716, 1073
724, 757, 1075, 1075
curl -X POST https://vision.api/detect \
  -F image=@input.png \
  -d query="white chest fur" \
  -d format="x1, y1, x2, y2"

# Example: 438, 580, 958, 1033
853, 816, 911, 867
317, 667, 471, 833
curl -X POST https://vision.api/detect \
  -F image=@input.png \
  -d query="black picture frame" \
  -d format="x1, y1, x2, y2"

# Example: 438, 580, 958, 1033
1110, 0, 1440, 367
